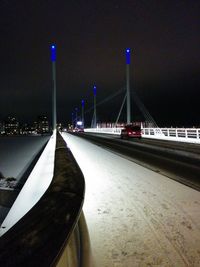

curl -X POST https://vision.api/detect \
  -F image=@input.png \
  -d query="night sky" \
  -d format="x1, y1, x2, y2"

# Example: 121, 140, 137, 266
0, 0, 200, 127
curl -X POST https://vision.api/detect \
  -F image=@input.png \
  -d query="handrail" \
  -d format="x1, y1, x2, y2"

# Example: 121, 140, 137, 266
0, 132, 85, 267
84, 127, 200, 144
142, 127, 200, 143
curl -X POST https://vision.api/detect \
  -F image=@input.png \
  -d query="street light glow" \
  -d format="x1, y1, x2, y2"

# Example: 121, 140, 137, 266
93, 85, 97, 96
51, 44, 56, 62
126, 48, 131, 65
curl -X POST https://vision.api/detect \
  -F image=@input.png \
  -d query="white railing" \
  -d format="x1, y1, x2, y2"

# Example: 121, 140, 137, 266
142, 128, 200, 143
84, 127, 200, 144
84, 127, 122, 135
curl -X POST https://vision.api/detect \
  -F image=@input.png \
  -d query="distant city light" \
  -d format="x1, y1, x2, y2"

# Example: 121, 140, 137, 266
0, 115, 50, 135
77, 121, 83, 126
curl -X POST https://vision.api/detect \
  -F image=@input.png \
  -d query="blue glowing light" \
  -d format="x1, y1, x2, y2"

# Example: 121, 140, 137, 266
51, 44, 56, 62
126, 48, 131, 65
93, 85, 97, 96
81, 99, 85, 107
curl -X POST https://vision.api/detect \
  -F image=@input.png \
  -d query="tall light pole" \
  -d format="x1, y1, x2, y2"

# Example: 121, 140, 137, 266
126, 48, 131, 124
71, 112, 74, 128
51, 44, 57, 130
81, 99, 85, 128
75, 107, 78, 127
93, 85, 97, 128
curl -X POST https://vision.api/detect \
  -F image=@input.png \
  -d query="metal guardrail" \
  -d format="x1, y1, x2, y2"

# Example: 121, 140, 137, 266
142, 128, 200, 143
84, 127, 200, 144
84, 127, 122, 135
0, 132, 88, 267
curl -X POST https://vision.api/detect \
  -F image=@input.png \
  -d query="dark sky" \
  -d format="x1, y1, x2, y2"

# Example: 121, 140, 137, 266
0, 0, 200, 127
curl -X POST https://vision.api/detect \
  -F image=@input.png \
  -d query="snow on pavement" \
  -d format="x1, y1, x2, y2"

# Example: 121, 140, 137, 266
0, 132, 56, 236
62, 133, 200, 267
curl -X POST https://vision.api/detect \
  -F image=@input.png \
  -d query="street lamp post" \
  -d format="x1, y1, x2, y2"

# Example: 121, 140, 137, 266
126, 48, 131, 124
81, 99, 85, 128
71, 112, 74, 128
93, 85, 97, 128
51, 44, 57, 131
75, 107, 78, 128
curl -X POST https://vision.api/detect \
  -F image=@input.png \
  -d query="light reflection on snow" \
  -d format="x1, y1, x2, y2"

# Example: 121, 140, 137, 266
62, 133, 113, 207
1, 131, 200, 266
61, 133, 200, 267
0, 131, 56, 236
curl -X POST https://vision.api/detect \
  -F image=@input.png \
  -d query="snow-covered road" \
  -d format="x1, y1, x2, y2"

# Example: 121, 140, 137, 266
62, 133, 200, 267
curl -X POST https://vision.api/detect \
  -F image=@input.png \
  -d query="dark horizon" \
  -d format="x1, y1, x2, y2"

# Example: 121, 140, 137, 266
1, 1, 200, 127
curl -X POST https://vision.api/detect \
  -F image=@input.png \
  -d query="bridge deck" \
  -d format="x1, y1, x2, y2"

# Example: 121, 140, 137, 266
0, 133, 85, 267
62, 132, 200, 267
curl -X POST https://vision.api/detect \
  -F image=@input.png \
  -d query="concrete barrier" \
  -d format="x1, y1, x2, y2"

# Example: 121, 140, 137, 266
0, 132, 86, 267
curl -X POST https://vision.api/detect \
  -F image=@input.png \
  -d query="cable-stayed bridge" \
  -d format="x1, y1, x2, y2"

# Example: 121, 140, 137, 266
0, 125, 200, 266
0, 46, 200, 266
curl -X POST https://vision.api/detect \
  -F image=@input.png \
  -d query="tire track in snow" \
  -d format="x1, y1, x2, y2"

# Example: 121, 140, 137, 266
130, 182, 200, 266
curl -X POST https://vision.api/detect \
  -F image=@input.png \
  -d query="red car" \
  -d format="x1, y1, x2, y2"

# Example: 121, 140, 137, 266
121, 125, 142, 139
73, 127, 84, 133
